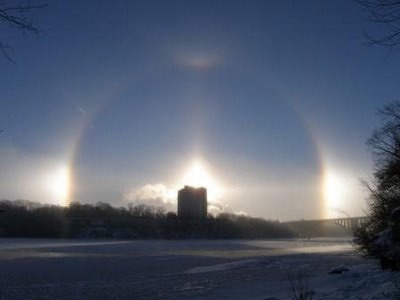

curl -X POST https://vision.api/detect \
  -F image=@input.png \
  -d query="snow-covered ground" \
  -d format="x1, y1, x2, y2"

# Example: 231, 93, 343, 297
0, 238, 397, 299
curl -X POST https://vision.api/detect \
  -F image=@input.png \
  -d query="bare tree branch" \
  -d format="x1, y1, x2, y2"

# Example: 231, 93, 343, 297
357, 0, 400, 48
0, 41, 14, 63
0, 2, 47, 62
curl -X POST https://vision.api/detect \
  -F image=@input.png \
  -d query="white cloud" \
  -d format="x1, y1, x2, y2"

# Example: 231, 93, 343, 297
233, 210, 248, 216
207, 200, 226, 215
123, 183, 176, 212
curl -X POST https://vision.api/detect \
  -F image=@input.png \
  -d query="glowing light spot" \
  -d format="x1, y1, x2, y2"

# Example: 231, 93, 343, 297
44, 165, 71, 206
181, 54, 217, 70
174, 46, 221, 70
181, 160, 223, 201
323, 170, 347, 218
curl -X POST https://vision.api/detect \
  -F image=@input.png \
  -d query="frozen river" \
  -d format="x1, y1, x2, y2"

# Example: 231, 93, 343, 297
0, 238, 394, 299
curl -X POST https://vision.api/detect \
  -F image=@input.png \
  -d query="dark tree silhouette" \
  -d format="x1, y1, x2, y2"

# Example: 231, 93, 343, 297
354, 102, 400, 269
365, 103, 400, 230
357, 0, 400, 49
0, 1, 47, 62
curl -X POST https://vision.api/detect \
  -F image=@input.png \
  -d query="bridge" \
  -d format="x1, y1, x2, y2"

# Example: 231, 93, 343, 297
328, 216, 368, 230
284, 216, 368, 237
286, 216, 368, 230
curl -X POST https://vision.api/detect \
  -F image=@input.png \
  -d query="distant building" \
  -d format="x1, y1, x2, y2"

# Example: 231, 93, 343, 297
177, 185, 207, 219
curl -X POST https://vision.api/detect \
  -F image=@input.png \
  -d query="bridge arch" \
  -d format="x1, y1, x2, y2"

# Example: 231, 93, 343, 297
329, 217, 368, 230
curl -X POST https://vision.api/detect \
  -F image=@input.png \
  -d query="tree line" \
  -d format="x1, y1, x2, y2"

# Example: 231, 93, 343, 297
0, 200, 296, 239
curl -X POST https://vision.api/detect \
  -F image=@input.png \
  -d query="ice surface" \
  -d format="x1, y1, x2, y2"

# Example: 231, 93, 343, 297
0, 238, 397, 299
184, 259, 257, 274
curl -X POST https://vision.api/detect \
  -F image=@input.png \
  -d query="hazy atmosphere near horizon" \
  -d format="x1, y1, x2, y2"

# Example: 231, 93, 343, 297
1, 0, 398, 221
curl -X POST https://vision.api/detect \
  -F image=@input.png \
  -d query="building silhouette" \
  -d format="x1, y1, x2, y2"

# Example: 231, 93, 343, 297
177, 185, 207, 219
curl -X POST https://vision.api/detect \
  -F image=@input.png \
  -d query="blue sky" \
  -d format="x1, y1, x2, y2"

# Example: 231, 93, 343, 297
1, 0, 399, 220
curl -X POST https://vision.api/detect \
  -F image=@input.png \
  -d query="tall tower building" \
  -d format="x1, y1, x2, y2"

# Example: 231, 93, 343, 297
177, 186, 207, 219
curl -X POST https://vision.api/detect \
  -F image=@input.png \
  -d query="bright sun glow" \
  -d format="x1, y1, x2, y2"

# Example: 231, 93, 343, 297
323, 170, 347, 218
44, 165, 71, 206
181, 160, 223, 201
